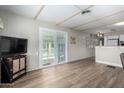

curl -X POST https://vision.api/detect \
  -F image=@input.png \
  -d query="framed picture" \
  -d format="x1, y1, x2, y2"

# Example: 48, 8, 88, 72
70, 36, 76, 44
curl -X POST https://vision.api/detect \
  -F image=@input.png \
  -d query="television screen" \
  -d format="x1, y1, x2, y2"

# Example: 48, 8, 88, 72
0, 36, 28, 55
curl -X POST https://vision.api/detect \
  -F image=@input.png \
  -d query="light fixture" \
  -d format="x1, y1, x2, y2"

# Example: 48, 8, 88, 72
111, 29, 116, 32
0, 18, 4, 31
114, 21, 124, 26
97, 32, 104, 38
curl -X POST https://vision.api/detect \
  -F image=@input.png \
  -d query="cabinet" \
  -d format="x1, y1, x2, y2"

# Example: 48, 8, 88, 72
104, 35, 124, 46
104, 35, 119, 46
120, 35, 124, 41
1, 55, 27, 83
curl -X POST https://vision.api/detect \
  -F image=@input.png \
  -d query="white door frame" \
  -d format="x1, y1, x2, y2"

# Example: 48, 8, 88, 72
39, 27, 68, 69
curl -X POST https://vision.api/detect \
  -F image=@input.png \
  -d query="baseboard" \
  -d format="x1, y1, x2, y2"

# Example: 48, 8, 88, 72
68, 56, 94, 63
96, 60, 122, 68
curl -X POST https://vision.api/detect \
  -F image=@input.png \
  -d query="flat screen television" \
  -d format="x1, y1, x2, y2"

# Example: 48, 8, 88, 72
0, 36, 28, 56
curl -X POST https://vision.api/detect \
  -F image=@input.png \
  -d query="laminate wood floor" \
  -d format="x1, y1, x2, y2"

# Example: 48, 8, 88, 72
1, 58, 124, 88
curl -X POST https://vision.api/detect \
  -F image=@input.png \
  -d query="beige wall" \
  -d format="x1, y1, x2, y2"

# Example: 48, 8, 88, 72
0, 10, 92, 71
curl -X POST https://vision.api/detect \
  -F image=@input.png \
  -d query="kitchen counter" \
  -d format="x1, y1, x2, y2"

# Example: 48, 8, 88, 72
95, 46, 124, 67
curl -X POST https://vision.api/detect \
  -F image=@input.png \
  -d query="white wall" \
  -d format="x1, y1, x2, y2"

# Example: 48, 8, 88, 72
68, 31, 93, 61
0, 10, 39, 71
0, 10, 92, 71
95, 46, 124, 67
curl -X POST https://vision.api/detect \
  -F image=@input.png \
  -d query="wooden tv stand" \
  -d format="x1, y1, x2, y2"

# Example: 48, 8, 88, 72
1, 55, 27, 83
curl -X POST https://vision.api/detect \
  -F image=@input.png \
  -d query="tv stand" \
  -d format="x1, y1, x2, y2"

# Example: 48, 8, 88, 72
1, 54, 27, 83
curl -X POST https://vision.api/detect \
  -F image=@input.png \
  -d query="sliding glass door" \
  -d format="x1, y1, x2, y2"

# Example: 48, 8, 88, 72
41, 31, 55, 66
39, 28, 67, 67
57, 32, 66, 63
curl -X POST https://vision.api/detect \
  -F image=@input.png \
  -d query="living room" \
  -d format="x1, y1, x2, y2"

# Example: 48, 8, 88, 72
0, 4, 124, 88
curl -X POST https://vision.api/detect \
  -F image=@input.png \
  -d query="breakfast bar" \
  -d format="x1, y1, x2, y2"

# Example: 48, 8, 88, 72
95, 46, 124, 67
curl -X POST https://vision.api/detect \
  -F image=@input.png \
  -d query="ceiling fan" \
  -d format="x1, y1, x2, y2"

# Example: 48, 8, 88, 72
81, 10, 91, 15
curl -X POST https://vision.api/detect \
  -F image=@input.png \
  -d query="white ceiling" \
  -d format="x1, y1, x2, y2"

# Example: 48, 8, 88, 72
0, 5, 41, 18
0, 5, 124, 33
61, 13, 95, 28
37, 5, 80, 24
